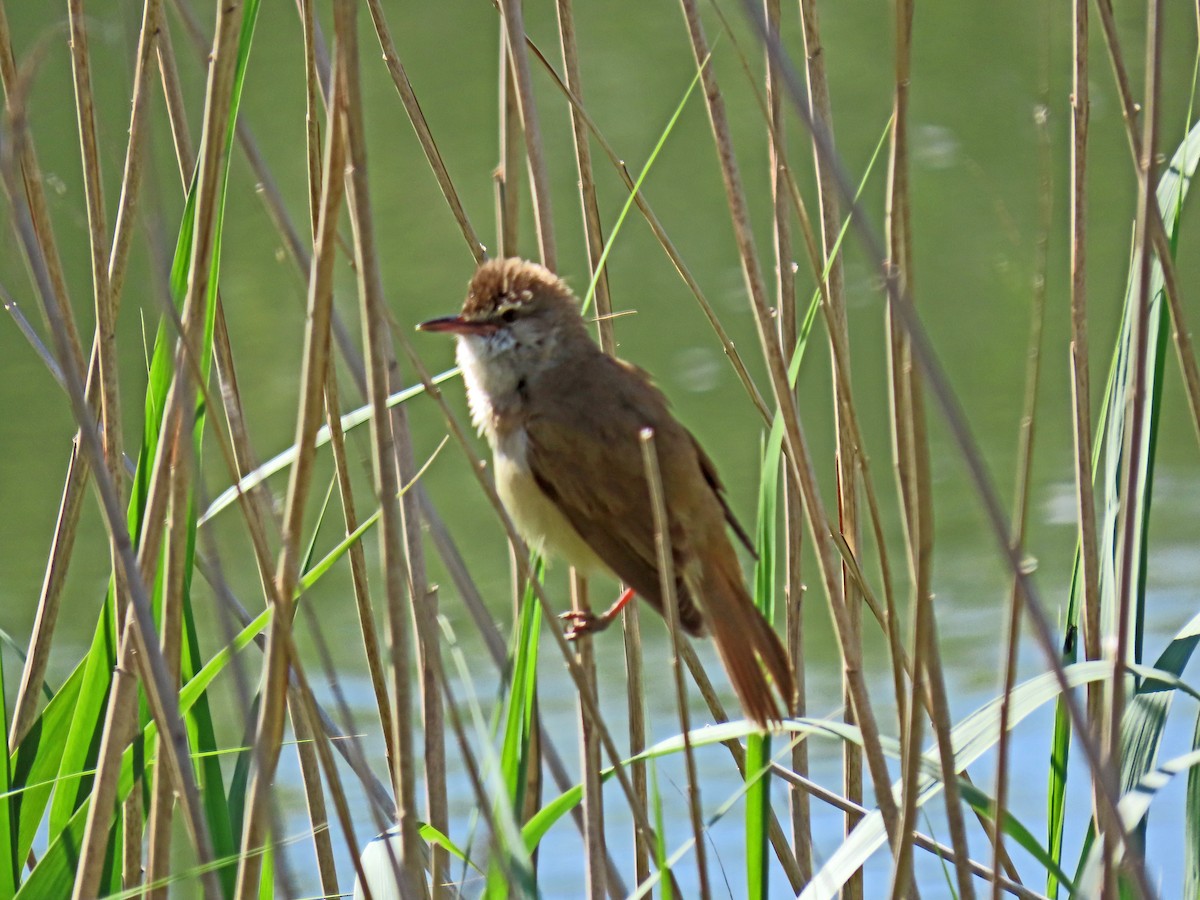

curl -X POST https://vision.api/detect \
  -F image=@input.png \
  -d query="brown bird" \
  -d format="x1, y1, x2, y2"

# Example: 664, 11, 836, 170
418, 258, 795, 726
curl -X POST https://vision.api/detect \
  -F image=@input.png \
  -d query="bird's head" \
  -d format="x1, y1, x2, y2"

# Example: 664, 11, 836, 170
418, 258, 584, 363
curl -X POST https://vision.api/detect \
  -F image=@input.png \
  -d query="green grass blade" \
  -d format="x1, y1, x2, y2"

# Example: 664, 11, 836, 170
0, 651, 15, 896
746, 434, 777, 898
199, 368, 460, 525
651, 760, 670, 900
744, 732, 770, 898
579, 47, 715, 316
485, 557, 543, 896
758, 114, 891, 498
1187, 708, 1200, 898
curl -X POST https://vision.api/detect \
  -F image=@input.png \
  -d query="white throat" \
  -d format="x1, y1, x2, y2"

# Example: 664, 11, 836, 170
455, 333, 521, 441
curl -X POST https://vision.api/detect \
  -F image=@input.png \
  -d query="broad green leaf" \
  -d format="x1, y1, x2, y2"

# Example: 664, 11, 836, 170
1050, 116, 1200, 897
803, 661, 1112, 900
45, 596, 117, 851
10, 661, 84, 865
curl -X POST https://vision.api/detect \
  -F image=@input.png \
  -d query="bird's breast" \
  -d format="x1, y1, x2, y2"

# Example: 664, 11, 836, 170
493, 429, 607, 577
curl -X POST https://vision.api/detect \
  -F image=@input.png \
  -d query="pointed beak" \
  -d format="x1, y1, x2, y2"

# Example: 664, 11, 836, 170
416, 315, 497, 336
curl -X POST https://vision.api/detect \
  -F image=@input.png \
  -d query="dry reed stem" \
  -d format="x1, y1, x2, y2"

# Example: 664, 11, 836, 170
640, 429, 710, 899
2, 160, 221, 898
555, 0, 613, 347
1070, 0, 1103, 748
1093, 0, 1200, 450
991, 72, 1054, 900
335, 0, 423, 888
145, 436, 195, 897
1106, 0, 1163, 892
497, 0, 557, 269
294, 705, 341, 895
416, 490, 631, 894
555, 9, 611, 892
7, 449, 86, 749
277, 628, 381, 895
365, 0, 486, 263
235, 14, 349, 894
676, 0, 903, 854
768, 765, 1048, 900
884, 0, 925, 892
344, 7, 455, 872
72, 625, 142, 898
301, 0, 322, 230
678, 643, 805, 893
518, 34, 770, 419
623, 600, 651, 889
795, 0, 872, 890
762, 2, 811, 875
744, 5, 1150, 889
168, 9, 623, 886
171, 0, 368, 395
66, 3, 127, 694
498, 37, 523, 258
326, 367, 398, 772
290, 705, 342, 897
0, 4, 92, 750
156, 14, 193, 183
570, 573, 607, 900
0, 9, 84, 378
887, 0, 973, 892
396, 421, 449, 897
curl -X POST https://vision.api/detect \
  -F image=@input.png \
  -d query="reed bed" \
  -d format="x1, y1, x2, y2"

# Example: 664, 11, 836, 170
0, 0, 1197, 897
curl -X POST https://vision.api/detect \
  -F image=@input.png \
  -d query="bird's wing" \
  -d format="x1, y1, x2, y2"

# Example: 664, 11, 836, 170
525, 413, 664, 604
690, 435, 757, 558
524, 356, 705, 631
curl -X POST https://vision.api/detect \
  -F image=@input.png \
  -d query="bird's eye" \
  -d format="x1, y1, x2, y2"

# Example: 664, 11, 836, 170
500, 308, 518, 324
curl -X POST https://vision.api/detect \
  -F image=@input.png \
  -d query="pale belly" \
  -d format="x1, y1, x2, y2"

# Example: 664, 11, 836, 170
493, 443, 608, 577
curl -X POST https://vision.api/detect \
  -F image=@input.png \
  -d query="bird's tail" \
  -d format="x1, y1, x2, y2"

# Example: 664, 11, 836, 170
698, 545, 796, 728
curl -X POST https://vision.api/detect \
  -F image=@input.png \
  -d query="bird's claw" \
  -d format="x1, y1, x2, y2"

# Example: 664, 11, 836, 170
559, 609, 610, 641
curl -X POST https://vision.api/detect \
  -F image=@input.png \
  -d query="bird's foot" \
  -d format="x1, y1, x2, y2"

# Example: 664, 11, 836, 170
559, 587, 637, 641
559, 609, 611, 641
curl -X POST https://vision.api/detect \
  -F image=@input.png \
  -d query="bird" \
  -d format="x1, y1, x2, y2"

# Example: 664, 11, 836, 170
418, 257, 795, 726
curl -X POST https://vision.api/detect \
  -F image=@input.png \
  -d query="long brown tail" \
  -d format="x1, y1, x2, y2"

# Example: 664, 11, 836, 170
697, 545, 796, 727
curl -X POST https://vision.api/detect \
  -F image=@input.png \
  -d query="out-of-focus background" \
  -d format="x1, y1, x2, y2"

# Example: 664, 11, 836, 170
2, 1, 1198, 896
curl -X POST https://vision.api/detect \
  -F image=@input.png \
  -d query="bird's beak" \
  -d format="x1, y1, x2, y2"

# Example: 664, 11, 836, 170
416, 315, 497, 336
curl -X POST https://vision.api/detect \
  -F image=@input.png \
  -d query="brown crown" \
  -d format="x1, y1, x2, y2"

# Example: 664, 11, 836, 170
462, 258, 573, 318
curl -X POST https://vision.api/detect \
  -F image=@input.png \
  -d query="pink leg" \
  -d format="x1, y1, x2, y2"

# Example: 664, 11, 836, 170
561, 587, 637, 640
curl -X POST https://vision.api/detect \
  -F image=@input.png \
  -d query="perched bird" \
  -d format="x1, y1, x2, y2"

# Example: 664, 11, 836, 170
419, 258, 795, 725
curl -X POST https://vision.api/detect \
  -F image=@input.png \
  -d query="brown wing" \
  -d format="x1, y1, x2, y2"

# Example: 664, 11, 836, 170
609, 359, 756, 558
691, 436, 757, 558
525, 354, 707, 634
